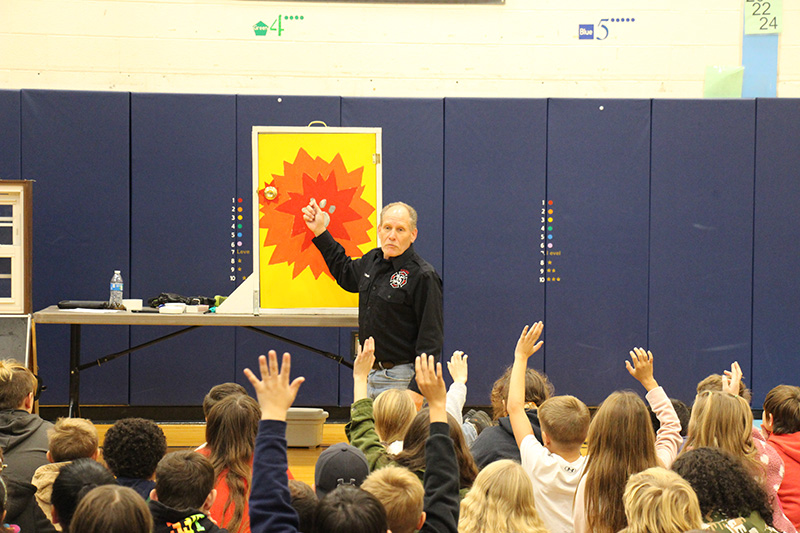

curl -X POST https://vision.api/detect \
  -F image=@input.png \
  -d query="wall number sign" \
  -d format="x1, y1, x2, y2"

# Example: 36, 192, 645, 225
744, 0, 781, 34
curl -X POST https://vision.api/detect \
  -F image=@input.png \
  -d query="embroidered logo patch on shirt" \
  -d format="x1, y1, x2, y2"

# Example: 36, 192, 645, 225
390, 269, 409, 288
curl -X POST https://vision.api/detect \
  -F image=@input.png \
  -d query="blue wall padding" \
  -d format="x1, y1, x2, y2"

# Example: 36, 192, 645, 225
544, 99, 652, 405
22, 89, 131, 404
649, 100, 756, 403
443, 98, 547, 404
129, 93, 237, 405
234, 95, 343, 405
341, 98, 444, 272
751, 99, 800, 405
12, 89, 798, 408
0, 90, 21, 180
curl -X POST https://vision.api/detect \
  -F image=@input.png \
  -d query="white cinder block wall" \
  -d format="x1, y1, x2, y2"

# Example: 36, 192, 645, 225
0, 0, 798, 97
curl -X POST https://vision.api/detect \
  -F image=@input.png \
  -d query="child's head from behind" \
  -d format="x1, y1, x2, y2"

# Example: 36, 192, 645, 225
102, 417, 167, 480
586, 391, 655, 459
205, 393, 261, 455
373, 389, 415, 444
649, 399, 690, 438
623, 467, 702, 533
48, 417, 98, 463
153, 451, 215, 511
0, 359, 36, 411
697, 373, 752, 404
361, 466, 424, 533
490, 366, 554, 420
686, 391, 756, 466
458, 459, 547, 533
763, 385, 800, 435
289, 480, 318, 533
51, 458, 117, 530
313, 484, 387, 533
672, 447, 774, 526
538, 395, 590, 450
70, 485, 152, 533
203, 382, 248, 419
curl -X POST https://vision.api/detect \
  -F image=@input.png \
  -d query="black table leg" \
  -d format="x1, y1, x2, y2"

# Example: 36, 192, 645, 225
68, 324, 81, 418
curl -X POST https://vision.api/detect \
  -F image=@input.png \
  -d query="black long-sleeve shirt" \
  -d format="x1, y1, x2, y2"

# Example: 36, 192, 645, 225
312, 230, 443, 365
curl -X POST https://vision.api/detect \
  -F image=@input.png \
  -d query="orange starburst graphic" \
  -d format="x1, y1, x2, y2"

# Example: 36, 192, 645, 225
259, 148, 375, 280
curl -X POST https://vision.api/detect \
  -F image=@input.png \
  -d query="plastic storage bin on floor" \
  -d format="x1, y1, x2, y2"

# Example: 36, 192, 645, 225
286, 407, 329, 448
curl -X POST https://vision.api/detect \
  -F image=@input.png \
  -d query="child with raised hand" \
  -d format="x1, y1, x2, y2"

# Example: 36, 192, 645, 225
245, 350, 390, 533
413, 353, 461, 533
574, 346, 683, 533
508, 321, 590, 533
244, 350, 307, 533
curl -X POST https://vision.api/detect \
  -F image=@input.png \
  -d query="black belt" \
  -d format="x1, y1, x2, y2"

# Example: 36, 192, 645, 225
372, 361, 397, 370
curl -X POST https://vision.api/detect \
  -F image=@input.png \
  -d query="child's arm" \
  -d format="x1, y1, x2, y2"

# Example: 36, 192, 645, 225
445, 350, 468, 423
347, 337, 391, 470
416, 354, 460, 533
508, 322, 544, 448
244, 351, 305, 533
626, 347, 682, 468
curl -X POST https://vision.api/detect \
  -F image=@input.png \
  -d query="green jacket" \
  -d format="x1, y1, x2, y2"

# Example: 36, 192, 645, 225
345, 397, 471, 499
345, 397, 395, 471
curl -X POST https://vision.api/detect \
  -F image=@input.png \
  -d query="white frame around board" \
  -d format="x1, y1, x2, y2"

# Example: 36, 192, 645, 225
0, 181, 32, 314
251, 126, 382, 315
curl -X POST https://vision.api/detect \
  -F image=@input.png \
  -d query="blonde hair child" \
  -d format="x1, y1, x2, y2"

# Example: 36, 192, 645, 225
362, 466, 424, 533
458, 459, 548, 533
373, 389, 415, 454
621, 467, 703, 533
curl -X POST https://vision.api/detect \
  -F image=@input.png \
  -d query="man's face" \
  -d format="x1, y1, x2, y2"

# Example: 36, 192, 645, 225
379, 206, 417, 259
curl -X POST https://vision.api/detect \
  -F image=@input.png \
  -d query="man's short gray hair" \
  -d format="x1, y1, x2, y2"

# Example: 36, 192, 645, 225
380, 202, 418, 231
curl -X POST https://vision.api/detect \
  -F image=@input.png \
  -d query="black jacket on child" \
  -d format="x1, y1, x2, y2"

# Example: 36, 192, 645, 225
470, 409, 543, 469
149, 499, 228, 533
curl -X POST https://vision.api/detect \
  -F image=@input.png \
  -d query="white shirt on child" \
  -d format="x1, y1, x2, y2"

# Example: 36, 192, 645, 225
520, 433, 587, 533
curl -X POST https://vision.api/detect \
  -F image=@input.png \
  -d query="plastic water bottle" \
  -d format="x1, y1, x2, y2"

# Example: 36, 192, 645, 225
109, 270, 124, 309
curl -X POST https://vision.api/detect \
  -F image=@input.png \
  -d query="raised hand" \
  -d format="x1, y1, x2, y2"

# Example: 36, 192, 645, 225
244, 350, 305, 421
353, 337, 375, 401
625, 347, 658, 392
722, 361, 743, 396
416, 354, 447, 422
514, 321, 544, 361
446, 350, 468, 385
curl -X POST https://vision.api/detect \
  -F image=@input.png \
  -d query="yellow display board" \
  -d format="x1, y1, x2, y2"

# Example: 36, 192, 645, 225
252, 127, 381, 312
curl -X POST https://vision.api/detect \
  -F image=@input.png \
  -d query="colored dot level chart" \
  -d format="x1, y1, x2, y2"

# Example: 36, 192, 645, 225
232, 197, 249, 282
539, 200, 560, 283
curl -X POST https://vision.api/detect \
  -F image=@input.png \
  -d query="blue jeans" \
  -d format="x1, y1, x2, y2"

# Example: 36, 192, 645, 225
367, 363, 415, 399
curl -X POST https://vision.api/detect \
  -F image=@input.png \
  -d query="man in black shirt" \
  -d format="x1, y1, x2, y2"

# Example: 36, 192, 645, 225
302, 200, 443, 397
